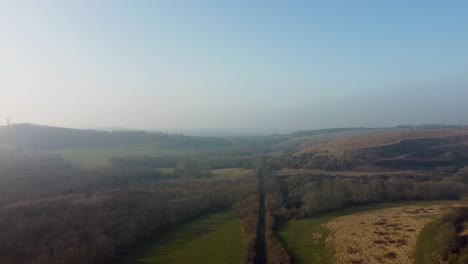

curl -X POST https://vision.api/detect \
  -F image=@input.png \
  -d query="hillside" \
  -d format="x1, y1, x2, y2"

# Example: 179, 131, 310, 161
280, 128, 468, 170
0, 124, 231, 151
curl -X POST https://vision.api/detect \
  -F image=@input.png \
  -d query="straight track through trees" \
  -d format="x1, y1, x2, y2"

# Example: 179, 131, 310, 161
255, 169, 266, 264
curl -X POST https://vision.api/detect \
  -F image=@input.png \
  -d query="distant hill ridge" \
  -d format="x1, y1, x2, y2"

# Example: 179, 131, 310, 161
0, 123, 231, 150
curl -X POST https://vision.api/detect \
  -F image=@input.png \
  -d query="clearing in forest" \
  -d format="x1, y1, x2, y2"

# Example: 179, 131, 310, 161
325, 205, 444, 264
277, 201, 454, 264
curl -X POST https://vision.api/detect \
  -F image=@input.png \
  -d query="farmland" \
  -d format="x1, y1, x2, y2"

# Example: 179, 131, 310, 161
46, 144, 205, 168
120, 210, 244, 264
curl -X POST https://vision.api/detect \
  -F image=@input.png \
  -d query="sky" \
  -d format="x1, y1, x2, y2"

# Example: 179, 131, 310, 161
1, 0, 468, 133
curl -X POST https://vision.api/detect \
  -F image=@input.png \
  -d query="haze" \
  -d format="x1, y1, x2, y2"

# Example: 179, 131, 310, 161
1, 0, 468, 133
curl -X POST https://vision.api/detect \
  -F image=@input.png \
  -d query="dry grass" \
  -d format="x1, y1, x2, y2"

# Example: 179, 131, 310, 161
461, 221, 468, 237
296, 128, 468, 157
275, 168, 426, 177
325, 205, 445, 264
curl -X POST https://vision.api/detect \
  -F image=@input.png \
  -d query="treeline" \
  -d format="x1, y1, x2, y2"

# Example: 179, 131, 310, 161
263, 168, 291, 264
228, 159, 292, 264
0, 155, 89, 205
0, 180, 246, 263
437, 205, 468, 264
240, 163, 291, 264
0, 155, 176, 206
268, 167, 467, 220
0, 154, 255, 264
234, 176, 259, 264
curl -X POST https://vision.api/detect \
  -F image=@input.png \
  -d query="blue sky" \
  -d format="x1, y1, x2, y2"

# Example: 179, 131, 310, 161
1, 1, 468, 132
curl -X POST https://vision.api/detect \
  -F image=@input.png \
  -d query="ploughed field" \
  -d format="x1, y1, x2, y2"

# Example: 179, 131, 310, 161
277, 201, 456, 264
120, 210, 244, 264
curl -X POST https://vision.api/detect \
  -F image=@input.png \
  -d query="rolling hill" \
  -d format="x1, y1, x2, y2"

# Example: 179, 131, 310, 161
281, 128, 468, 170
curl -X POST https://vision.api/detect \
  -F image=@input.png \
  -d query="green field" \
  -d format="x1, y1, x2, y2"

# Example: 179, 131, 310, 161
415, 221, 440, 264
121, 210, 244, 264
210, 168, 254, 179
277, 201, 450, 264
158, 167, 176, 174
47, 144, 215, 168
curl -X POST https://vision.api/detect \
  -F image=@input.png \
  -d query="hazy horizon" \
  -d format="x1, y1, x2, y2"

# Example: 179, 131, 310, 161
2, 1, 468, 131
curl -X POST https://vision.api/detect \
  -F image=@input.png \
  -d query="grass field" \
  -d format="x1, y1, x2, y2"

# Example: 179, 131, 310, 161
210, 168, 254, 179
120, 210, 244, 264
277, 201, 453, 264
277, 214, 333, 264
414, 221, 440, 264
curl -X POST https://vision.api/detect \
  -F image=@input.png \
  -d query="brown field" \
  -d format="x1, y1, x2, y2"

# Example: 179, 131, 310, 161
325, 205, 447, 264
296, 128, 468, 156
274, 168, 427, 177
